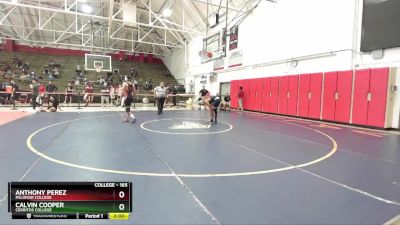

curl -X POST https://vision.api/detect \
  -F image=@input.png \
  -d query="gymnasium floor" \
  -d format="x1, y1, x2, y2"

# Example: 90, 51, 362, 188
0, 108, 399, 224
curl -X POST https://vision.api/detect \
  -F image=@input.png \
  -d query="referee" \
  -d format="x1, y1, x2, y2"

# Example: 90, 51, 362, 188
154, 82, 168, 114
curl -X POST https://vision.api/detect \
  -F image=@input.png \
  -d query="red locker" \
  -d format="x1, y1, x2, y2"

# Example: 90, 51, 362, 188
262, 78, 271, 113
367, 68, 389, 127
298, 74, 310, 117
234, 80, 240, 109
230, 80, 238, 109
308, 73, 323, 119
335, 70, 353, 123
278, 76, 289, 114
249, 79, 257, 111
322, 72, 337, 121
352, 69, 370, 125
287, 75, 299, 116
243, 80, 250, 110
254, 79, 264, 112
270, 77, 279, 113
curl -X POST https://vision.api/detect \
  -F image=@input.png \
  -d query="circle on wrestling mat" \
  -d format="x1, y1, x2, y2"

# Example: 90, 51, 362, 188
140, 118, 233, 135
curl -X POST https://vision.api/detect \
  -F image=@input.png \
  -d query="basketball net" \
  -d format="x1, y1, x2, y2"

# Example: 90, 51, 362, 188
199, 50, 212, 62
95, 65, 102, 73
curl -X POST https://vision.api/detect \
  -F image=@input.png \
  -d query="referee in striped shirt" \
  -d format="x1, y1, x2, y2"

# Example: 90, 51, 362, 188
154, 82, 168, 114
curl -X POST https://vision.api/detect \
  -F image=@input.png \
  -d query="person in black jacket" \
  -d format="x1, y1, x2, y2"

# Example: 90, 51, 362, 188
221, 93, 231, 111
205, 93, 222, 124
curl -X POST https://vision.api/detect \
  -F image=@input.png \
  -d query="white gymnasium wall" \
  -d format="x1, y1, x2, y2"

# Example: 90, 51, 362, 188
197, 0, 357, 94
238, 0, 355, 65
165, 0, 400, 96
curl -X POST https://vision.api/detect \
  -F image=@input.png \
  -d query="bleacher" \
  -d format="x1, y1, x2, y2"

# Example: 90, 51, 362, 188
0, 51, 178, 93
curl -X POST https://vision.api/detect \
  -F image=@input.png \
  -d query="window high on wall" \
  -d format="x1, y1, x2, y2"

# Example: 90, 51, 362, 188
361, 0, 400, 52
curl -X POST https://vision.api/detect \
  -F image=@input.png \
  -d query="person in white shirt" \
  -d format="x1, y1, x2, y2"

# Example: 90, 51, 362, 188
154, 82, 168, 114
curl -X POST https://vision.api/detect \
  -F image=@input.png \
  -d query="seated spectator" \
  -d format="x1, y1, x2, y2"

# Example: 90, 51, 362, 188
52, 67, 59, 78
19, 73, 29, 81
30, 71, 37, 80
5, 70, 12, 77
48, 60, 55, 68
75, 64, 82, 75
98, 76, 106, 85
46, 81, 58, 95
43, 67, 50, 76
3, 64, 11, 73
14, 58, 23, 68
78, 72, 85, 78
220, 93, 231, 111
22, 62, 29, 71
129, 67, 135, 77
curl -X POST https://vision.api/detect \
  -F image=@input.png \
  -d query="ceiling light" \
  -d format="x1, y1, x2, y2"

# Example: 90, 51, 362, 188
81, 4, 92, 14
162, 8, 172, 17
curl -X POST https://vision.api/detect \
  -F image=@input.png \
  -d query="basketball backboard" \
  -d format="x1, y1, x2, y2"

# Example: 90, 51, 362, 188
85, 54, 112, 72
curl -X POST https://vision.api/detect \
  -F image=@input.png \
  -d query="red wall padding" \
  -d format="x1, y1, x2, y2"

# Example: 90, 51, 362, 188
278, 76, 289, 115
262, 78, 271, 113
334, 70, 353, 123
287, 75, 299, 116
366, 68, 389, 127
230, 67, 389, 128
308, 72, 323, 119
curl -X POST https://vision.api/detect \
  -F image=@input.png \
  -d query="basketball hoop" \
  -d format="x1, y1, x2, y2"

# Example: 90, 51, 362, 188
199, 50, 212, 62
95, 65, 102, 73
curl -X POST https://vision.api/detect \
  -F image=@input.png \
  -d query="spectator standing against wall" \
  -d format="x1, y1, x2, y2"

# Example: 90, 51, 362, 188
38, 82, 46, 107
154, 82, 168, 114
84, 82, 94, 107
189, 80, 194, 94
238, 86, 244, 111
10, 80, 19, 107
100, 82, 110, 108
109, 85, 115, 106
30, 79, 39, 110
63, 82, 74, 107
171, 84, 178, 107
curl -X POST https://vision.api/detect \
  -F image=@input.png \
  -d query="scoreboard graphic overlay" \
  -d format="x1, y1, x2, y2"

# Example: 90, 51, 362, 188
8, 182, 132, 220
